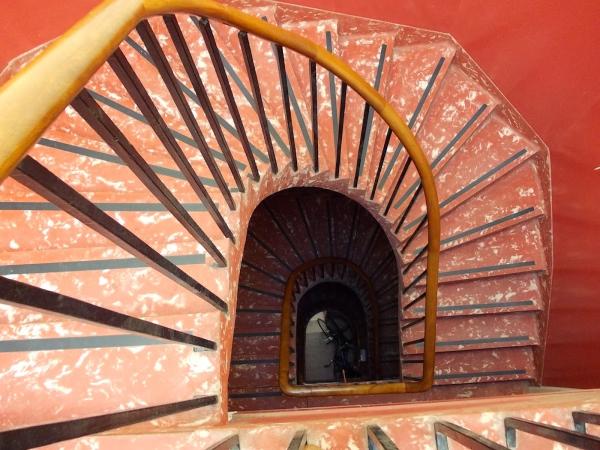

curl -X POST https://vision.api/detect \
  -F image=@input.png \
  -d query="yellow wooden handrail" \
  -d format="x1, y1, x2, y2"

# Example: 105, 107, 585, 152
280, 257, 427, 396
0, 0, 439, 393
282, 257, 381, 385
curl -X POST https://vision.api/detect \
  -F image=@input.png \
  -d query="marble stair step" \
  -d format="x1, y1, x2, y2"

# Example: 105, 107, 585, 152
0, 238, 231, 328
278, 18, 341, 174
212, 5, 314, 172
117, 20, 256, 195
0, 189, 238, 255
338, 31, 396, 183
402, 311, 540, 354
403, 346, 536, 385
400, 160, 546, 262
396, 112, 544, 242
368, 40, 456, 202
385, 64, 498, 226
403, 219, 547, 287
402, 272, 544, 319
0, 333, 222, 429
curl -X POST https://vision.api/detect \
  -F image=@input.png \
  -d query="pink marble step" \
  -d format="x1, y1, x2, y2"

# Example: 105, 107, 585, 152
85, 56, 245, 192
219, 0, 274, 10
380, 392, 599, 450
369, 41, 456, 202
238, 264, 285, 297
240, 232, 291, 278
401, 161, 546, 263
402, 311, 540, 354
18, 429, 245, 450
339, 32, 396, 183
264, 193, 324, 264
300, 193, 334, 260
152, 15, 261, 161
228, 387, 308, 411
247, 205, 303, 270
0, 311, 219, 343
384, 64, 498, 225
236, 289, 282, 311
0, 192, 236, 255
0, 240, 230, 328
229, 360, 279, 390
397, 112, 544, 242
228, 381, 533, 414
173, 14, 280, 175
232, 334, 279, 361
234, 310, 280, 335
9, 122, 240, 237
116, 21, 251, 199
403, 219, 547, 286
212, 5, 314, 171
0, 312, 221, 430
278, 19, 340, 173
402, 272, 544, 319
403, 347, 536, 385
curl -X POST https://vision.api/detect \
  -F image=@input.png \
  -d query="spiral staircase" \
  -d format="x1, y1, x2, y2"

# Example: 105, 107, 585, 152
1, 0, 598, 449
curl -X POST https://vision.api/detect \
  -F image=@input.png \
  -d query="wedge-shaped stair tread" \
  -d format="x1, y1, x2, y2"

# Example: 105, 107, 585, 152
0, 310, 220, 344
241, 234, 292, 278
388, 65, 498, 222
238, 263, 286, 295
403, 311, 540, 354
0, 340, 220, 428
403, 272, 544, 319
398, 114, 543, 240
234, 310, 281, 335
248, 206, 304, 269
0, 197, 234, 253
339, 31, 395, 182
0, 242, 228, 322
87, 58, 247, 188
405, 219, 546, 285
236, 290, 283, 312
118, 22, 247, 196
173, 14, 276, 172
232, 334, 279, 360
278, 18, 341, 173
213, 5, 313, 170
229, 359, 279, 390
403, 347, 536, 384
402, 161, 546, 259
371, 41, 456, 198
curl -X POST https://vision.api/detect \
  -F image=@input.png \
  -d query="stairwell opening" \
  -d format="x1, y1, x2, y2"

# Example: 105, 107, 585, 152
297, 282, 368, 384
229, 187, 403, 411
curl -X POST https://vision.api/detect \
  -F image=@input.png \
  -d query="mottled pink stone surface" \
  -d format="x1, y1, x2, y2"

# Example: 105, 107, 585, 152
0, 0, 556, 442
31, 390, 600, 449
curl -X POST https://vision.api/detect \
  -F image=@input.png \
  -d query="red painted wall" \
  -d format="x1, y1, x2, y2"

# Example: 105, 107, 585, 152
1, 0, 599, 387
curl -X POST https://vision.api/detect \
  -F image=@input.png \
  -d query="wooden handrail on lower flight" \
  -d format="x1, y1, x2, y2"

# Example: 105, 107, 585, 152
0, 0, 440, 394
282, 257, 381, 385
280, 258, 429, 396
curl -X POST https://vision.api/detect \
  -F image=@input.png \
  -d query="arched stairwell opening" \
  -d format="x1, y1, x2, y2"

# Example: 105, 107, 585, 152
230, 187, 404, 410
0, 0, 560, 447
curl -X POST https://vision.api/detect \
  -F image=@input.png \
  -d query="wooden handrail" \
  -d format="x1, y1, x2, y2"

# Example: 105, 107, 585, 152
0, 0, 440, 393
281, 257, 419, 396
283, 257, 381, 385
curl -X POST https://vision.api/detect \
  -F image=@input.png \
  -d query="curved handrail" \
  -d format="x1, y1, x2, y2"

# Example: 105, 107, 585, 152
284, 257, 380, 383
0, 0, 439, 392
281, 257, 418, 396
